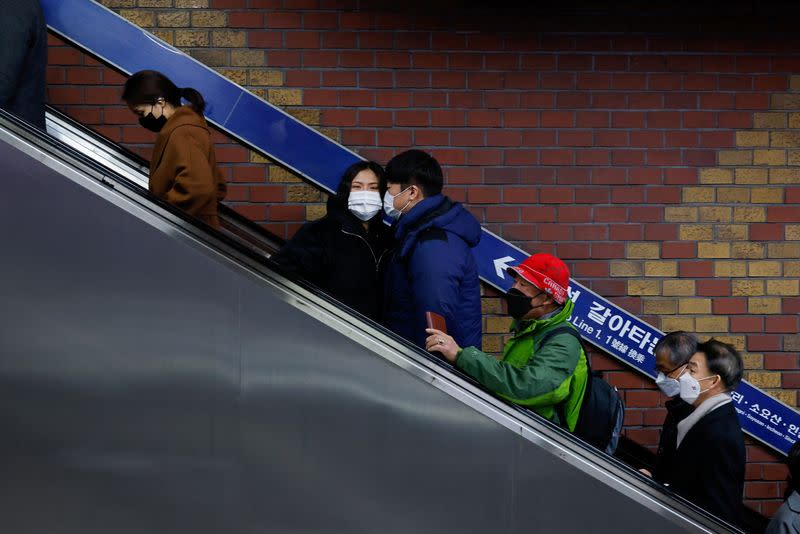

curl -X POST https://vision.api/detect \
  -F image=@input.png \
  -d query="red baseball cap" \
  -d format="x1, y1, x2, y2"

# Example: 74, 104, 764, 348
507, 253, 570, 304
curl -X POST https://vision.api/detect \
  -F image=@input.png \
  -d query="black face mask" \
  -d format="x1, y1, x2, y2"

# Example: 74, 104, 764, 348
505, 288, 549, 320
505, 288, 534, 320
139, 112, 168, 133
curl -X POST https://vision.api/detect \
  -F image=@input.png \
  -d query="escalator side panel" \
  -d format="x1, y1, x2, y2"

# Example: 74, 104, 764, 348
0, 140, 242, 533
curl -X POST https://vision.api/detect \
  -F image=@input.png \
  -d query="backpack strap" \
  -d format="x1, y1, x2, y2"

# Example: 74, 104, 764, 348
537, 324, 579, 350
537, 325, 592, 429
537, 325, 592, 375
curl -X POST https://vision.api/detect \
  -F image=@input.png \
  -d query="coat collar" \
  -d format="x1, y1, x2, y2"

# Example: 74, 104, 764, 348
394, 195, 453, 259
395, 194, 446, 233
511, 299, 575, 338
676, 393, 732, 448
788, 490, 800, 512
151, 106, 206, 171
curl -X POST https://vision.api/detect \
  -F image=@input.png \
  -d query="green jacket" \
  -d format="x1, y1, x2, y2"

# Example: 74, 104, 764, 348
455, 300, 588, 431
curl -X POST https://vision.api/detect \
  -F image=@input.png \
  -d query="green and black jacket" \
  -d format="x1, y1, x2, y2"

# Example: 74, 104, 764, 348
455, 300, 589, 431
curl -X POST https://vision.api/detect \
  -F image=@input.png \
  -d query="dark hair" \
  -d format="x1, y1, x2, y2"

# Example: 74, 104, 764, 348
787, 440, 800, 494
698, 338, 743, 391
385, 149, 443, 198
654, 331, 698, 368
329, 160, 386, 213
122, 70, 206, 115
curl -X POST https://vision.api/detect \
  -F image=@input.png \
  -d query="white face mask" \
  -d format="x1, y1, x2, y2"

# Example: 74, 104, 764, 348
678, 373, 718, 404
348, 191, 382, 221
655, 372, 681, 398
383, 186, 412, 220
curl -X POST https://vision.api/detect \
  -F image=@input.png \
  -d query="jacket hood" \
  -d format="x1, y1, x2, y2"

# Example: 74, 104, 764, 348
160, 105, 207, 137
326, 193, 348, 216
395, 194, 481, 259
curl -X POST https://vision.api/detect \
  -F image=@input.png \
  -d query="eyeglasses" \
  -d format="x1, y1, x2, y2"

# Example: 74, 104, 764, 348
659, 362, 688, 377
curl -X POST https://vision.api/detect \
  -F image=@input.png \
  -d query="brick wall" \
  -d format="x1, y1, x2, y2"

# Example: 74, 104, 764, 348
46, 0, 800, 517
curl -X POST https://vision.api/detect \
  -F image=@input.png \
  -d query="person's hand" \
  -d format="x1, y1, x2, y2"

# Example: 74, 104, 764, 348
639, 468, 653, 478
425, 328, 460, 363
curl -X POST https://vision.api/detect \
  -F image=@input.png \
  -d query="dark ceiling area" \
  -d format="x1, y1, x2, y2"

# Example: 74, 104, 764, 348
359, 0, 800, 36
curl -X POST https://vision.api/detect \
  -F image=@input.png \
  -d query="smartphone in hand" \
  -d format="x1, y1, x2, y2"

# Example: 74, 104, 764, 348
425, 311, 447, 334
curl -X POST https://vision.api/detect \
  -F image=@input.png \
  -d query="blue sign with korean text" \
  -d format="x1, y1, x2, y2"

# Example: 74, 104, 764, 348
568, 283, 660, 374
566, 282, 799, 455
731, 382, 800, 452
43, 0, 799, 456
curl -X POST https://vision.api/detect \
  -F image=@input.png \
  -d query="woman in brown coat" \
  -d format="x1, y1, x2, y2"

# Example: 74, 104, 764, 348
122, 70, 226, 228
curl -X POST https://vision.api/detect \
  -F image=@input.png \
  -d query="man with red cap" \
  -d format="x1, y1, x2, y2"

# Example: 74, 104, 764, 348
426, 252, 589, 433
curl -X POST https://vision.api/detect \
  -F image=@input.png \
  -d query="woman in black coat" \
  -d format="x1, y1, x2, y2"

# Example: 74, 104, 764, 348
271, 161, 392, 322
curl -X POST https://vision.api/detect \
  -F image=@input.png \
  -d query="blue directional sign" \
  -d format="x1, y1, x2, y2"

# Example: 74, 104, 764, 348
43, 0, 799, 455
567, 283, 800, 455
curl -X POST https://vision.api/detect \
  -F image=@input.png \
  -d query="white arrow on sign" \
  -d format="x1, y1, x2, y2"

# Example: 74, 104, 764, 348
493, 256, 516, 279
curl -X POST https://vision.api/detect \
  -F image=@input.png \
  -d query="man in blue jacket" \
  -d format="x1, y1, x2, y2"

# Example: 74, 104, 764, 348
382, 149, 482, 349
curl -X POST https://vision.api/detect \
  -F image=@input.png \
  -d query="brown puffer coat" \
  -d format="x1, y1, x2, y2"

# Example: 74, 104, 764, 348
149, 106, 227, 228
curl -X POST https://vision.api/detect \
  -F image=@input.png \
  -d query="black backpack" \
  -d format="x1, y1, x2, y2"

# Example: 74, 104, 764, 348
538, 325, 625, 454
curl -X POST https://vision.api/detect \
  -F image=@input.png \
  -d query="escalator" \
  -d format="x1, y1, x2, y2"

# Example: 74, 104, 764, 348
0, 108, 742, 533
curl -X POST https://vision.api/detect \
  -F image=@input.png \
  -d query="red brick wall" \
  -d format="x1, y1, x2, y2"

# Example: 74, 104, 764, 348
46, 1, 800, 518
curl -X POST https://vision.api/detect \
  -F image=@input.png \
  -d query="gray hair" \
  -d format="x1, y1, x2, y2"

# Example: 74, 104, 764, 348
653, 331, 698, 368
699, 338, 744, 391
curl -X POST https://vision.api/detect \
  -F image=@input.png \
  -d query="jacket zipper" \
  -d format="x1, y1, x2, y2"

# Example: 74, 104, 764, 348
340, 229, 382, 272
376, 249, 389, 271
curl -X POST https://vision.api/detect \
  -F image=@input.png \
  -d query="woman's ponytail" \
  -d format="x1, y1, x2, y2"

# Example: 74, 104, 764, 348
123, 71, 207, 116
180, 87, 206, 115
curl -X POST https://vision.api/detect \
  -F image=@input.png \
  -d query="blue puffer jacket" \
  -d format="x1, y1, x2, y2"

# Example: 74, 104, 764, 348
383, 194, 482, 349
